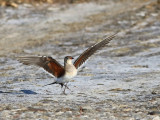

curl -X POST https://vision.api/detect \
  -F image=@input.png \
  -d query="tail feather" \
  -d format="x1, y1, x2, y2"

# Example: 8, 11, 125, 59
43, 82, 57, 86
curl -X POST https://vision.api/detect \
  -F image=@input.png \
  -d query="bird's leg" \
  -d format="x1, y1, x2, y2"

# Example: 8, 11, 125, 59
63, 84, 67, 95
64, 84, 71, 91
62, 83, 71, 95
59, 83, 64, 88
64, 83, 72, 94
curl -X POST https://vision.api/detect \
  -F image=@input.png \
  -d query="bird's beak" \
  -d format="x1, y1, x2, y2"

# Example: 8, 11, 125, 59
71, 57, 74, 59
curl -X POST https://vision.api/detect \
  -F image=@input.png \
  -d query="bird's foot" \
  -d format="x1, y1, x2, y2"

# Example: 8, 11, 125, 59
61, 91, 67, 95
64, 84, 71, 91
61, 84, 71, 95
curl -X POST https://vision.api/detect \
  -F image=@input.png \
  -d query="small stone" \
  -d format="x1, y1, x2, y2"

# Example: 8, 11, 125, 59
123, 108, 131, 112
55, 111, 64, 116
81, 115, 88, 118
1, 110, 10, 116
153, 116, 160, 120
80, 105, 93, 112
129, 118, 135, 120
65, 111, 72, 117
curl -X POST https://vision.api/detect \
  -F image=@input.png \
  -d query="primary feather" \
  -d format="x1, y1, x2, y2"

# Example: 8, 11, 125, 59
74, 33, 117, 69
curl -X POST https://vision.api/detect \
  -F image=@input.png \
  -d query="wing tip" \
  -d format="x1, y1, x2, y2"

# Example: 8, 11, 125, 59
106, 32, 118, 40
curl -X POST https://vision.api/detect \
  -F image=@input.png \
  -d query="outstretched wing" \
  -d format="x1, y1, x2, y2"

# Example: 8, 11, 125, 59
17, 56, 65, 78
74, 33, 117, 69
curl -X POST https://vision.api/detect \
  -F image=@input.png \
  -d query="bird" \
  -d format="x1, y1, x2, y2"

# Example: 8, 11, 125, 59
18, 33, 117, 94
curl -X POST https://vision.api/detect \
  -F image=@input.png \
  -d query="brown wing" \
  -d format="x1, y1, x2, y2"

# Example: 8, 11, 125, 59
74, 33, 117, 69
17, 56, 65, 78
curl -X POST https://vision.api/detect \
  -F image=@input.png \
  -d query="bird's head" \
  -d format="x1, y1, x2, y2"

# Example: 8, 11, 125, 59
64, 56, 74, 64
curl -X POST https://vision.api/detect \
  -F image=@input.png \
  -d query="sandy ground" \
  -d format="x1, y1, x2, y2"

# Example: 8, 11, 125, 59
0, 0, 160, 119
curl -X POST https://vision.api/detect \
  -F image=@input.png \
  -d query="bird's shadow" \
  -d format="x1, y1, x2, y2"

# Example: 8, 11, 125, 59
0, 90, 37, 95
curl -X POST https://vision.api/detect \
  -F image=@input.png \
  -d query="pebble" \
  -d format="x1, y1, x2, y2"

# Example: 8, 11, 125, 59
81, 105, 93, 112
55, 111, 64, 116
153, 116, 160, 120
65, 111, 72, 117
